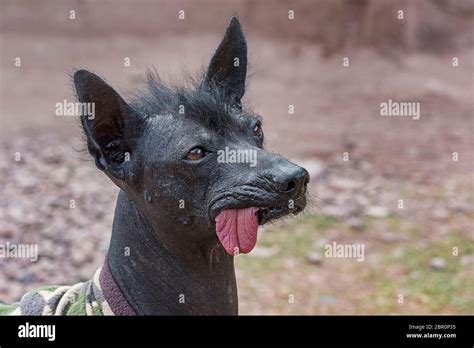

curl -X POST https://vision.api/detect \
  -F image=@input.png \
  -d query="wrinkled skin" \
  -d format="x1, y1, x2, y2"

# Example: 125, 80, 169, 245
74, 17, 309, 315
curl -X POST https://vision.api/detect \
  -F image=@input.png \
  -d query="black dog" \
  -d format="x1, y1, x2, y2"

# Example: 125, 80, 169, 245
1, 17, 309, 316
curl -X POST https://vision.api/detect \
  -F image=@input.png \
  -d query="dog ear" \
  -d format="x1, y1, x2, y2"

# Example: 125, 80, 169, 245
203, 17, 247, 106
74, 69, 133, 180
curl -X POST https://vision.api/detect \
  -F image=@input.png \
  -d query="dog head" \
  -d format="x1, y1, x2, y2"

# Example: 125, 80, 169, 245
74, 17, 309, 256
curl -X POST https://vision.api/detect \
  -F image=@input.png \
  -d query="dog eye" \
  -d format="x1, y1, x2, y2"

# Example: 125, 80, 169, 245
185, 147, 205, 161
253, 124, 263, 137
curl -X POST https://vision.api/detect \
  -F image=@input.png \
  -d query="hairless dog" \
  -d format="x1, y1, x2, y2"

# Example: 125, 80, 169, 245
0, 17, 309, 315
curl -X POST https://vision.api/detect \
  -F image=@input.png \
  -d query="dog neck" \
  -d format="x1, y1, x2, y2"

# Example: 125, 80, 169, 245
106, 190, 238, 315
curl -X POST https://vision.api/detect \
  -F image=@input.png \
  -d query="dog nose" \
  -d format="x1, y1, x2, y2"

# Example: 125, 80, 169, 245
275, 164, 310, 195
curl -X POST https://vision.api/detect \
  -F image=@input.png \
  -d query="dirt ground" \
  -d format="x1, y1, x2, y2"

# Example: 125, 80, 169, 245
0, 0, 473, 314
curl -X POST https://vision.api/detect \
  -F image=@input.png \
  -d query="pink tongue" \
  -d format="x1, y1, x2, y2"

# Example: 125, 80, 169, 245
215, 207, 259, 255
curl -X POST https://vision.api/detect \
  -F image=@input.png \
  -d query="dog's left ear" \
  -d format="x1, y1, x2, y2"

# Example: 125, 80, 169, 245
203, 17, 247, 106
74, 69, 137, 182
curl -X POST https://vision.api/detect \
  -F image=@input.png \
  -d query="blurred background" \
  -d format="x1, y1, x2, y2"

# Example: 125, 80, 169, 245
0, 0, 473, 314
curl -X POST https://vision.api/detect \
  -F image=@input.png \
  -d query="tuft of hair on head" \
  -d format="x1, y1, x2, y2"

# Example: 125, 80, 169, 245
130, 70, 246, 135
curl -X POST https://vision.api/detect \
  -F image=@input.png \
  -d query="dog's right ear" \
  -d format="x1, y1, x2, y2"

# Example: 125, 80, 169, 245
202, 17, 247, 107
74, 69, 133, 181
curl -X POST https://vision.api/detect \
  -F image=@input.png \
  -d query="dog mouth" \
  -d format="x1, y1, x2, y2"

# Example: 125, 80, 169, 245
213, 197, 306, 256
257, 205, 304, 225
